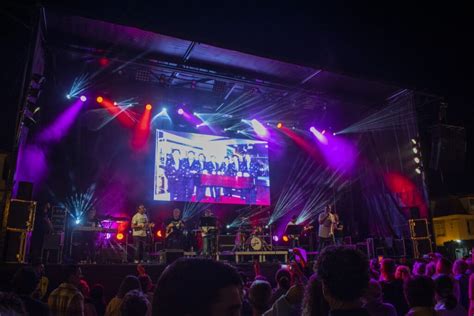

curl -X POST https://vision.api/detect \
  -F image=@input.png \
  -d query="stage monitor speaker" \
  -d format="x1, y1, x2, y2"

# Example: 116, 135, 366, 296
3, 230, 30, 263
7, 199, 36, 231
17, 181, 33, 200
163, 249, 184, 265
409, 219, 429, 238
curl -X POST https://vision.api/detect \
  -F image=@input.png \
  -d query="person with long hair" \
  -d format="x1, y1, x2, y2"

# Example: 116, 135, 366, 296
105, 275, 142, 316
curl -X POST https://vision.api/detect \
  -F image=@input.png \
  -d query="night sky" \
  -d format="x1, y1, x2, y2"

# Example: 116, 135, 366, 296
1, 1, 472, 193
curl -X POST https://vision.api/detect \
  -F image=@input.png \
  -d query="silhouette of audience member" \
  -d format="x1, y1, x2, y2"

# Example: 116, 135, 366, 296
0, 291, 26, 315
12, 267, 49, 316
413, 261, 427, 276
270, 268, 292, 305
106, 275, 142, 316
404, 275, 436, 316
90, 284, 106, 316
362, 279, 397, 316
152, 258, 242, 316
249, 280, 272, 315
434, 274, 466, 315
121, 289, 150, 316
452, 259, 469, 310
301, 274, 330, 316
139, 275, 154, 306
395, 265, 411, 282
78, 279, 98, 316
380, 258, 408, 316
48, 264, 84, 316
316, 246, 370, 315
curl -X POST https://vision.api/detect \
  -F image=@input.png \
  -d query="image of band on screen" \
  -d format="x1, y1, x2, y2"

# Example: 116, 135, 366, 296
154, 129, 270, 205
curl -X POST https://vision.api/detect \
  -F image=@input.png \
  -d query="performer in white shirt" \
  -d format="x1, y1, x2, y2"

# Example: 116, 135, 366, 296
318, 204, 336, 251
131, 204, 154, 263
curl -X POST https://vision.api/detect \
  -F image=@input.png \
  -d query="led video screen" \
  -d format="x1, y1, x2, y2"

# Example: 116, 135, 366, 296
154, 130, 270, 205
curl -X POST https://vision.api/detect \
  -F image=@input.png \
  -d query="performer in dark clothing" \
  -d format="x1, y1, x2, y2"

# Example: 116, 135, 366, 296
206, 155, 221, 201
180, 151, 200, 200
165, 208, 185, 249
165, 149, 183, 201
196, 153, 207, 201
241, 153, 259, 204
221, 156, 232, 197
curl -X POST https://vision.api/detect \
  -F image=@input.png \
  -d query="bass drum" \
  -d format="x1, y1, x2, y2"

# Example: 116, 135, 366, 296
249, 236, 263, 251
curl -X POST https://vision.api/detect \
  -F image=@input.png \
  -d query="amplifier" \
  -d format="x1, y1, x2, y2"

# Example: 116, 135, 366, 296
3, 229, 31, 263
162, 249, 184, 265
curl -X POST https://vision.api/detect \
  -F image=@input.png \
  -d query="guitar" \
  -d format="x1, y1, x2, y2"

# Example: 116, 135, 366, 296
132, 222, 155, 235
165, 220, 184, 238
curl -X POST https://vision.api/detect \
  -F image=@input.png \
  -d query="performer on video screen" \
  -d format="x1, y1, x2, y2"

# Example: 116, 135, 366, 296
221, 156, 232, 197
181, 151, 200, 200
318, 204, 336, 251
207, 155, 221, 201
165, 149, 183, 201
165, 208, 185, 249
131, 204, 154, 263
196, 153, 207, 201
241, 153, 259, 204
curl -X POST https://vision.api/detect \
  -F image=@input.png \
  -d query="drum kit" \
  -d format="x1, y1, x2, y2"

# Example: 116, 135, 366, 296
235, 225, 272, 251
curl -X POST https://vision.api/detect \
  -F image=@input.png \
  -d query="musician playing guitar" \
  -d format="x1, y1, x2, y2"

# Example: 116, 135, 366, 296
165, 208, 185, 249
131, 204, 155, 263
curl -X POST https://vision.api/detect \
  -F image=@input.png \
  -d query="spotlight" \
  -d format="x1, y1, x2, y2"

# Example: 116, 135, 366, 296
456, 239, 462, 244
412, 147, 418, 154
113, 101, 118, 106
146, 104, 152, 110
178, 108, 184, 115
66, 94, 71, 100
415, 168, 422, 174
282, 235, 289, 242
162, 107, 167, 112
105, 233, 111, 240
226, 224, 231, 229
414, 157, 421, 164
250, 119, 268, 137
333, 132, 336, 136
116, 233, 124, 241
272, 235, 279, 242
75, 219, 81, 225
196, 124, 200, 128
80, 95, 87, 102
96, 96, 103, 103
277, 122, 283, 129
322, 130, 326, 135
265, 224, 269, 229
411, 139, 417, 145
156, 230, 163, 238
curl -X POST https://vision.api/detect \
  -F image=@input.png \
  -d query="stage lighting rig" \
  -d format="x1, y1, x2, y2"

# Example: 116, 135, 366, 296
411, 137, 423, 175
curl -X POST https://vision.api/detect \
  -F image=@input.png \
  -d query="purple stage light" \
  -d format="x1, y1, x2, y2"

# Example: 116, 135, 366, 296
250, 119, 268, 137
37, 99, 85, 143
80, 95, 87, 102
310, 126, 328, 145
105, 233, 111, 240
178, 108, 184, 115
273, 235, 279, 242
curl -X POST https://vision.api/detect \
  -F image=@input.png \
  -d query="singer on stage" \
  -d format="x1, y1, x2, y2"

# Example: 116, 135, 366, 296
131, 204, 152, 263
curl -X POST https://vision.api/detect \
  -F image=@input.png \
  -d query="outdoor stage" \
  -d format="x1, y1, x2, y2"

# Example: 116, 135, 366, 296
0, 8, 437, 266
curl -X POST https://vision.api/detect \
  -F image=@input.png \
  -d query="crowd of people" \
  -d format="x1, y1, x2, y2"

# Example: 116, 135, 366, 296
1, 246, 473, 316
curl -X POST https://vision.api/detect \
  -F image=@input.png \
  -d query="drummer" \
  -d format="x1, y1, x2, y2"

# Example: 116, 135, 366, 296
252, 225, 264, 236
